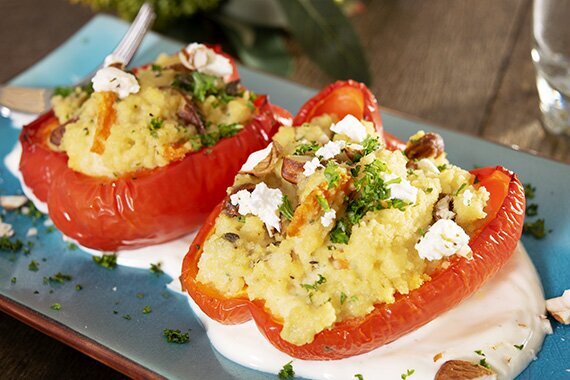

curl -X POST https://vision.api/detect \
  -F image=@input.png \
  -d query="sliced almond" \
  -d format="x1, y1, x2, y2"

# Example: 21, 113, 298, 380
0, 195, 28, 210
435, 360, 496, 380
241, 142, 282, 177
546, 289, 570, 324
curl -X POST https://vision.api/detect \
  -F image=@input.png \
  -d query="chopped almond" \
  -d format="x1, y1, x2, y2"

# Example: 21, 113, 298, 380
546, 289, 570, 324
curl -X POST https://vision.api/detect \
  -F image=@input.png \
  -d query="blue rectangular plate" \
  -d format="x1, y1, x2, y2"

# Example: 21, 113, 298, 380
1, 15, 568, 379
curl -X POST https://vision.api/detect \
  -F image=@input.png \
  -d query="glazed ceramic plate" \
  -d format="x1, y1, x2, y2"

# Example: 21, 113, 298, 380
0, 15, 568, 380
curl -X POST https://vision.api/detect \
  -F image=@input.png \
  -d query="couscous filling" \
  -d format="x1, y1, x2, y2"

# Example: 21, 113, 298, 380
50, 49, 254, 178
196, 114, 490, 346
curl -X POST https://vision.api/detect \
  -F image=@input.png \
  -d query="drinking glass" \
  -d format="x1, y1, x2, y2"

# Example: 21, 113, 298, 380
532, 0, 570, 135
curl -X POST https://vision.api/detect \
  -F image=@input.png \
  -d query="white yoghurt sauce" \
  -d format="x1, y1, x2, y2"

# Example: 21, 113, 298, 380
5, 141, 549, 379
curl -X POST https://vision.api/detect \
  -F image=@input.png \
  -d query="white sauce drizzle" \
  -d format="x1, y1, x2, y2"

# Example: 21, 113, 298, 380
5, 142, 548, 379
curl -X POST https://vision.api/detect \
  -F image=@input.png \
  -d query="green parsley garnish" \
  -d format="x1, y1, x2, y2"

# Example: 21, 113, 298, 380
426, 187, 433, 193
454, 183, 467, 196
361, 135, 382, 156
28, 260, 39, 272
523, 183, 536, 199
50, 303, 61, 311
136, 292, 145, 299
523, 219, 548, 239
10, 277, 16, 284
150, 262, 164, 275
172, 71, 230, 103
21, 201, 43, 219
294, 141, 320, 155
53, 86, 73, 98
301, 274, 327, 291
437, 164, 448, 172
340, 292, 347, 305
316, 195, 331, 211
92, 254, 117, 269
479, 358, 490, 369
143, 305, 152, 314
279, 195, 295, 221
122, 314, 132, 320
330, 219, 350, 244
324, 161, 340, 189
514, 344, 524, 350
200, 123, 244, 147
151, 64, 162, 75
163, 328, 190, 344
67, 242, 78, 251
330, 159, 391, 243
75, 284, 83, 291
474, 349, 485, 356
401, 369, 415, 379
354, 375, 364, 380
45, 226, 56, 233
148, 117, 163, 138
526, 203, 538, 217
47, 272, 72, 284
278, 361, 295, 379
0, 237, 23, 252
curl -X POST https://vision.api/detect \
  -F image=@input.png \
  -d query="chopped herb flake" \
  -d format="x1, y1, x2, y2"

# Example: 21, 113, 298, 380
437, 164, 448, 172
28, 260, 39, 272
163, 328, 190, 344
316, 195, 331, 211
75, 284, 83, 291
324, 161, 340, 189
514, 344, 524, 350
143, 305, 152, 314
150, 262, 164, 275
0, 237, 23, 252
50, 303, 61, 311
523, 183, 536, 199
278, 361, 295, 379
294, 141, 320, 155
301, 274, 327, 291
10, 277, 16, 284
523, 219, 549, 239
53, 86, 73, 98
67, 242, 78, 251
122, 314, 132, 320
401, 369, 415, 379
279, 195, 294, 221
340, 292, 347, 305
92, 254, 117, 269
48, 272, 72, 284
526, 203, 538, 217
354, 375, 364, 380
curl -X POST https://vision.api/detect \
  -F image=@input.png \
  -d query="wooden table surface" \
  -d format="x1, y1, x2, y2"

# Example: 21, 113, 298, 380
0, 0, 568, 378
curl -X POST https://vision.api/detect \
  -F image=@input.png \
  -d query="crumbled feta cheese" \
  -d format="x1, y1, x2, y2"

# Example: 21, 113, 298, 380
230, 182, 283, 232
462, 189, 474, 206
385, 174, 418, 204
0, 195, 28, 210
241, 143, 273, 172
321, 209, 336, 228
26, 227, 38, 237
315, 140, 345, 160
546, 289, 570, 324
103, 53, 124, 68
91, 67, 140, 99
21, 206, 30, 215
416, 158, 440, 174
0, 218, 14, 237
179, 43, 233, 79
43, 218, 54, 227
330, 114, 367, 143
415, 219, 472, 261
303, 157, 323, 177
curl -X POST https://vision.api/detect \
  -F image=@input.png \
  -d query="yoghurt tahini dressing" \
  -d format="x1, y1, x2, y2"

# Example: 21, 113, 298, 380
5, 142, 548, 379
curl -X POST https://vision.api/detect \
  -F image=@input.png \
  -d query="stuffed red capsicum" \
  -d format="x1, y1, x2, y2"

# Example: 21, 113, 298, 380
18, 43, 291, 251
180, 83, 525, 360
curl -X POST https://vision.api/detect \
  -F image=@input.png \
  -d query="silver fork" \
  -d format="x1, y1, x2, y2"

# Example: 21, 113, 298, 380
0, 2, 156, 117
